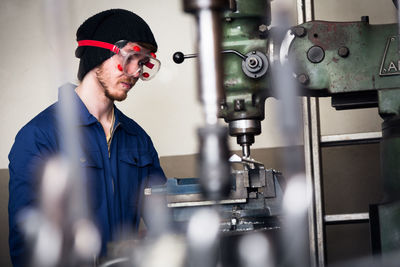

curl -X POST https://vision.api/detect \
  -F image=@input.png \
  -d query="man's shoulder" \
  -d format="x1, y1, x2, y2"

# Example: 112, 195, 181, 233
17, 103, 58, 138
10, 103, 59, 158
116, 109, 149, 138
26, 103, 58, 128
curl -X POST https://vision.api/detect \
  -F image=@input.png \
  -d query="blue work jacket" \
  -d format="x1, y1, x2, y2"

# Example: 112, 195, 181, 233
8, 83, 166, 266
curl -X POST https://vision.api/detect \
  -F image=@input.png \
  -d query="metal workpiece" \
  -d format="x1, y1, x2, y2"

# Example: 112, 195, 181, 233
197, 125, 231, 200
146, 168, 284, 232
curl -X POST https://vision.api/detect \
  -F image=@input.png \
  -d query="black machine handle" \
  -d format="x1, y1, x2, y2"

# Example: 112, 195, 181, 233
173, 50, 247, 64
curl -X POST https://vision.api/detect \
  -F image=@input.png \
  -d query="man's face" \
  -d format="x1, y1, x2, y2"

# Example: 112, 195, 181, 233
95, 42, 150, 102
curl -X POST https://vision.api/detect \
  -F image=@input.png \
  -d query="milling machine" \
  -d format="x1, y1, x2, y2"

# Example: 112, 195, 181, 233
151, 0, 400, 263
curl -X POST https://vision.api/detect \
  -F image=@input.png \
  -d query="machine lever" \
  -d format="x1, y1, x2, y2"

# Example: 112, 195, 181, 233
173, 49, 247, 64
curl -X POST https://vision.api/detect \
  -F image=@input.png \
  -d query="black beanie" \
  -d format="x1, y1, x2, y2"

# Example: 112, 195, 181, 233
75, 9, 158, 81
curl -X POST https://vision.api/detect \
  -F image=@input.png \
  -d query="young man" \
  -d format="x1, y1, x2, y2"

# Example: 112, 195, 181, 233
8, 9, 166, 266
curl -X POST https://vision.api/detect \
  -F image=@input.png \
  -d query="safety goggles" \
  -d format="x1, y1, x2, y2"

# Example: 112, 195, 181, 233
77, 40, 161, 81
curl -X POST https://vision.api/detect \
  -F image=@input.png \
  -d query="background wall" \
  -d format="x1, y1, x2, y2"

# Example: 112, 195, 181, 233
1, 0, 395, 168
0, 0, 296, 169
0, 0, 397, 266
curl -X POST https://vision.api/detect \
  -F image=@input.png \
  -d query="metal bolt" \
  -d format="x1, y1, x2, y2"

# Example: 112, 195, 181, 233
292, 26, 307, 37
259, 24, 268, 33
248, 57, 258, 68
252, 95, 260, 106
307, 45, 325, 63
361, 16, 369, 24
234, 99, 245, 111
231, 217, 238, 225
297, 73, 309, 85
338, 46, 350, 58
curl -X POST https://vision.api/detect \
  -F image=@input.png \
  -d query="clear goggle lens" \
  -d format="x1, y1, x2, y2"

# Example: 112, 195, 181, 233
122, 52, 160, 81
77, 39, 161, 81
113, 41, 160, 81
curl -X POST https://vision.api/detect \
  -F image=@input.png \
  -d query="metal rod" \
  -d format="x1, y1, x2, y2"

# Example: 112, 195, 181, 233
197, 9, 224, 125
320, 132, 382, 146
302, 97, 318, 267
298, 0, 321, 266
324, 212, 370, 225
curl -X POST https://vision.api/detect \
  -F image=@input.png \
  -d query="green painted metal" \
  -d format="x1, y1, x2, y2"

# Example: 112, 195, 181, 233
290, 20, 400, 256
381, 116, 400, 198
225, 0, 271, 21
290, 21, 400, 94
379, 89, 400, 116
220, 0, 271, 122
375, 201, 400, 252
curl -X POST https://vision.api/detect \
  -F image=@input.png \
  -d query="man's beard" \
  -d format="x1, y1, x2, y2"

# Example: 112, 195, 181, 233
96, 64, 132, 102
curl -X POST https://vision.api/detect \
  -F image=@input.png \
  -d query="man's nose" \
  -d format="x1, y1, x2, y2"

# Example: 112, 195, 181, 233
126, 63, 141, 78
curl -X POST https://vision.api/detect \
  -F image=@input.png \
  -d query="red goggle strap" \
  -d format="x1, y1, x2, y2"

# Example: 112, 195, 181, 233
77, 40, 120, 54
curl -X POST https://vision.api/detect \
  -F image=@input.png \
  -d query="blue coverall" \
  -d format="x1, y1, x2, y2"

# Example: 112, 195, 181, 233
8, 83, 166, 266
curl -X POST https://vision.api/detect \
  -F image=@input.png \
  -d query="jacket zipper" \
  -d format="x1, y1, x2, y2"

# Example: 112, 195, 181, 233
108, 123, 120, 194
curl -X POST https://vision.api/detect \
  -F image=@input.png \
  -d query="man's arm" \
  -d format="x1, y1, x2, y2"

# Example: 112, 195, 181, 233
8, 124, 54, 267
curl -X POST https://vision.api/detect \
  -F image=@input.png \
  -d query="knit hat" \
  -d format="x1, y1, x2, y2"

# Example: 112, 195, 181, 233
75, 9, 158, 81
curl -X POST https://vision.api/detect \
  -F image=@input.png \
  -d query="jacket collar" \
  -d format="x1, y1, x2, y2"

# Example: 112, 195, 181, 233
58, 83, 138, 135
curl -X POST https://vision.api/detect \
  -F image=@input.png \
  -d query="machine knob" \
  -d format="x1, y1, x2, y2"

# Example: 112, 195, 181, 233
173, 52, 185, 64
173, 49, 246, 64
173, 51, 198, 64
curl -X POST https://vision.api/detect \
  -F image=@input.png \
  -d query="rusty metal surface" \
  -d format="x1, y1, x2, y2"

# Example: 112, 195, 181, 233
290, 21, 400, 94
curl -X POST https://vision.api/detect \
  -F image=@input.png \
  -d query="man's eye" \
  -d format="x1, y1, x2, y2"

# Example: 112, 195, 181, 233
139, 58, 150, 66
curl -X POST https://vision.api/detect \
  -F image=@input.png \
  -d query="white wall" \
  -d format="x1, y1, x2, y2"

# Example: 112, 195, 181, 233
0, 0, 397, 168
0, 0, 201, 169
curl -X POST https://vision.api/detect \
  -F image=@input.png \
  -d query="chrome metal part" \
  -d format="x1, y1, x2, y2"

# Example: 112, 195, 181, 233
320, 132, 382, 147
229, 119, 261, 156
183, 0, 228, 12
198, 8, 224, 125
297, 0, 320, 265
228, 120, 261, 138
168, 198, 247, 208
198, 125, 231, 199
324, 212, 370, 225
279, 30, 296, 66
241, 51, 269, 78
183, 0, 231, 200
303, 96, 324, 267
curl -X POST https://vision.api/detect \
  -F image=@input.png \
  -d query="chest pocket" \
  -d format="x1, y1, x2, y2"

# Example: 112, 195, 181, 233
79, 150, 104, 209
119, 150, 153, 167
119, 150, 153, 206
